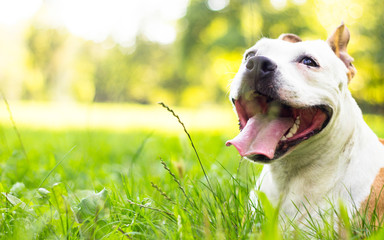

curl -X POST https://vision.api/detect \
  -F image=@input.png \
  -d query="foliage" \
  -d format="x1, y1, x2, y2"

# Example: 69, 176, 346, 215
1, 0, 383, 108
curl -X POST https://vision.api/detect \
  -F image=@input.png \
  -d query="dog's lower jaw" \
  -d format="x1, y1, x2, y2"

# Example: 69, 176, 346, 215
255, 94, 384, 221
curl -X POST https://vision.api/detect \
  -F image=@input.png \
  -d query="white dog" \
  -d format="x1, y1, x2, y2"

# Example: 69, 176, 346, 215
226, 24, 384, 222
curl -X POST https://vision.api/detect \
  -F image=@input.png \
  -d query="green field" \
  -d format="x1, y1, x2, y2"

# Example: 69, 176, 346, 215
1, 107, 384, 239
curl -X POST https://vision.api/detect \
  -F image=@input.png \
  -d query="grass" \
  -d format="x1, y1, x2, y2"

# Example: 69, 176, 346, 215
0, 102, 384, 239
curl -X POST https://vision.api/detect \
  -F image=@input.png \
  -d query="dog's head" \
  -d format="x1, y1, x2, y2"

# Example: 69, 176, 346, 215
226, 24, 356, 163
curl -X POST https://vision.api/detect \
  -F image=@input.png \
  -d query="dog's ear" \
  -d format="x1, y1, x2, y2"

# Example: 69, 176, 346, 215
326, 23, 356, 82
278, 33, 302, 43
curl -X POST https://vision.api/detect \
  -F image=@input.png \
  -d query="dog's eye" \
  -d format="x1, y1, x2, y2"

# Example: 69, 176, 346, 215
300, 57, 319, 67
245, 51, 256, 61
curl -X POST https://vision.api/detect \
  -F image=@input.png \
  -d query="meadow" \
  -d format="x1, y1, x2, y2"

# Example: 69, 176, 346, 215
1, 103, 384, 239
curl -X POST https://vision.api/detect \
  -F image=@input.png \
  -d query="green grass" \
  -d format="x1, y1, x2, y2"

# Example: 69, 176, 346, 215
1, 107, 384, 239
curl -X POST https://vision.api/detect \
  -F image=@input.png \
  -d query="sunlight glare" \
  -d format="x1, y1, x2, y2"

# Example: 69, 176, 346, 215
55, 0, 188, 45
293, 0, 306, 5
270, 0, 287, 10
0, 0, 189, 45
316, 0, 363, 30
207, 0, 229, 11
0, 0, 42, 25
143, 22, 177, 44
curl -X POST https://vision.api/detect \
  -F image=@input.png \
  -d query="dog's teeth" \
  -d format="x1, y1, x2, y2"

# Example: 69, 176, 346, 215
295, 116, 300, 125
282, 116, 301, 140
286, 123, 298, 137
291, 124, 298, 134
286, 132, 293, 138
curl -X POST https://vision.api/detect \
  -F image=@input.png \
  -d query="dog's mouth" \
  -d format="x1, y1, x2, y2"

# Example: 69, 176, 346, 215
226, 91, 332, 162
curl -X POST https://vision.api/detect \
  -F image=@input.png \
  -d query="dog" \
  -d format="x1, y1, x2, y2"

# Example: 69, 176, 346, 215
226, 23, 384, 222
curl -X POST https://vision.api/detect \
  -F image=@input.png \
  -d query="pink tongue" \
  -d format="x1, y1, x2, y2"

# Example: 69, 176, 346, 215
226, 115, 294, 159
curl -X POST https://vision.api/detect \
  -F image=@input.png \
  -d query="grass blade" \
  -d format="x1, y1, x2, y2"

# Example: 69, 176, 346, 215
158, 102, 213, 192
1, 92, 29, 165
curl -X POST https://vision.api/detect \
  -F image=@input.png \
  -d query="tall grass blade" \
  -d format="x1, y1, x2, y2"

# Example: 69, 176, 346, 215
158, 102, 213, 192
1, 92, 29, 165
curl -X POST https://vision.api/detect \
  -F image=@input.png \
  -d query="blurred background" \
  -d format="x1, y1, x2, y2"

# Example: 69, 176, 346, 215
1, 1, 384, 237
0, 0, 383, 130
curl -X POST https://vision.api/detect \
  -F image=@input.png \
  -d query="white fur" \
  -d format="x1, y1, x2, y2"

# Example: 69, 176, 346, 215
229, 37, 384, 220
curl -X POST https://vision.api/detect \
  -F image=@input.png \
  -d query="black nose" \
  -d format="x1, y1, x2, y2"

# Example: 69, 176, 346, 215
245, 56, 277, 79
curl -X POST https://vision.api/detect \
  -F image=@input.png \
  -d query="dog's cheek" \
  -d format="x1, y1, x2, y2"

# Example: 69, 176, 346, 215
230, 73, 250, 100
229, 72, 243, 98
324, 66, 349, 94
278, 88, 301, 106
274, 78, 299, 103
273, 71, 305, 104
